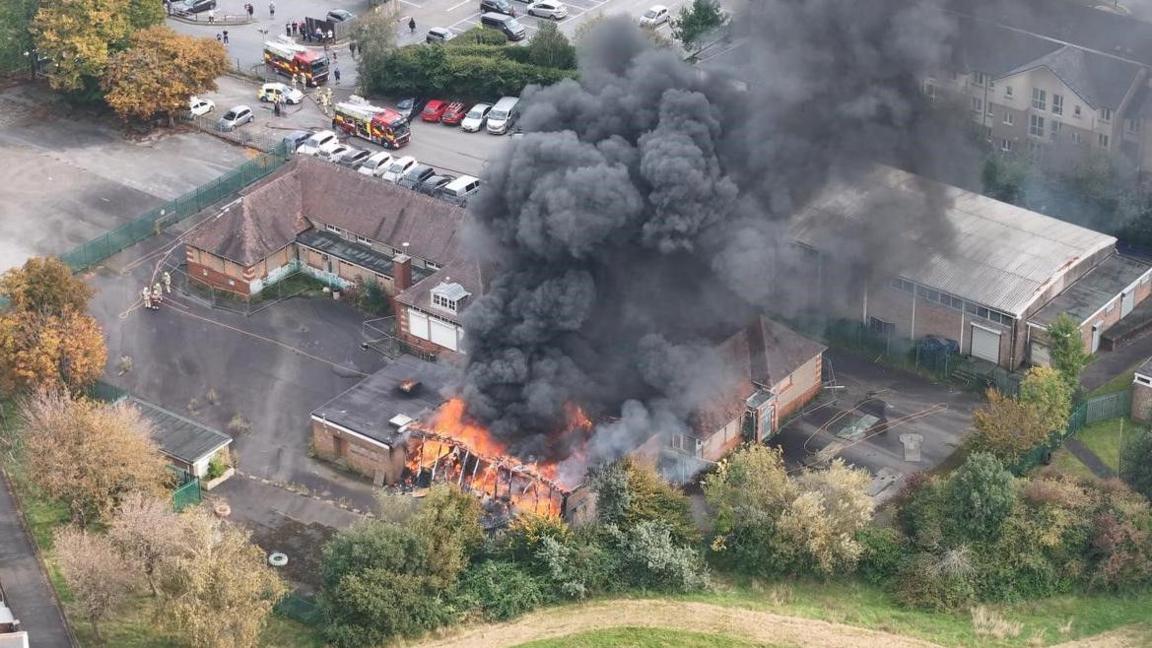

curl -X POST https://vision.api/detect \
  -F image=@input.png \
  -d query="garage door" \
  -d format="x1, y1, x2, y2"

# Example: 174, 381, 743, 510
407, 308, 430, 340
970, 324, 1001, 364
429, 318, 459, 351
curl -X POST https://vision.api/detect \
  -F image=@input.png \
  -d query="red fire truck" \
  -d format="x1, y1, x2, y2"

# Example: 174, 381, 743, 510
333, 97, 412, 149
263, 37, 329, 86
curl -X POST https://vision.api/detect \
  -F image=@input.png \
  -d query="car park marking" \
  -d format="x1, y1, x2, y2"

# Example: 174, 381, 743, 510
399, 0, 424, 7
446, 0, 474, 11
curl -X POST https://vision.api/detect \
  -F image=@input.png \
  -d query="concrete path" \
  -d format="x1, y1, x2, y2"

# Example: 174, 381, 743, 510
1064, 438, 1117, 479
0, 471, 75, 648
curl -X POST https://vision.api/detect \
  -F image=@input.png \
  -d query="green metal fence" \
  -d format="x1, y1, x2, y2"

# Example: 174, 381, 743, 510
275, 592, 322, 625
172, 471, 203, 512
60, 141, 291, 272
1012, 390, 1132, 475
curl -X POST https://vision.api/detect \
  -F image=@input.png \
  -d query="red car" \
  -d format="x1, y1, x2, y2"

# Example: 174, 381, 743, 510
440, 102, 470, 126
421, 99, 449, 122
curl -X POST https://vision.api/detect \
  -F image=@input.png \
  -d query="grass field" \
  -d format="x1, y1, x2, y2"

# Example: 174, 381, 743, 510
514, 627, 775, 648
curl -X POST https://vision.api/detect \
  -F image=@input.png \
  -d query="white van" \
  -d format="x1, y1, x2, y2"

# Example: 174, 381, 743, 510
436, 175, 481, 205
486, 96, 520, 135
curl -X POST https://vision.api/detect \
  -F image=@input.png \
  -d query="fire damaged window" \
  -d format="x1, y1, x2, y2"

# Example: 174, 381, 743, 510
669, 433, 700, 456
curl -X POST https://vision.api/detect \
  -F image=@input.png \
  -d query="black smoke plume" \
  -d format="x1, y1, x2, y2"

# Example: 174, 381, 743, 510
459, 0, 971, 465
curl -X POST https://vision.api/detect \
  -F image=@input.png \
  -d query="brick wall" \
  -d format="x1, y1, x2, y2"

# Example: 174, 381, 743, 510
310, 419, 406, 485
775, 354, 822, 421
1132, 379, 1152, 423
187, 255, 252, 296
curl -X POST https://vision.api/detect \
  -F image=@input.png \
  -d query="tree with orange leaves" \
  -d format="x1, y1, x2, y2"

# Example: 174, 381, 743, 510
0, 257, 106, 393
103, 26, 229, 125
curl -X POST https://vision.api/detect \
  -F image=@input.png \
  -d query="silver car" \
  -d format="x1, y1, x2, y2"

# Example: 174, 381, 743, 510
217, 105, 254, 131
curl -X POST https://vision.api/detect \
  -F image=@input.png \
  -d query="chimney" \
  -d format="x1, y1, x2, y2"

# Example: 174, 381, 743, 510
393, 254, 412, 292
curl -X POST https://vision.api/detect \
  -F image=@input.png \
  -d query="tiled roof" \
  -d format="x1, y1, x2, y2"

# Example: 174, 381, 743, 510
188, 165, 308, 266
1004, 45, 1142, 109
395, 259, 484, 326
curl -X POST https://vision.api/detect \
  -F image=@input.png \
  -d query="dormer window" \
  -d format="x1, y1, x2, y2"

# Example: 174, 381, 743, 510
430, 281, 470, 314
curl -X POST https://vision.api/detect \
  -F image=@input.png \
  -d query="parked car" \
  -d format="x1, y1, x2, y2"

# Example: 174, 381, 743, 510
173, 0, 216, 14
480, 0, 516, 15
426, 27, 456, 44
380, 155, 418, 183
440, 102, 470, 126
282, 129, 313, 152
436, 175, 481, 205
639, 4, 669, 27
480, 12, 526, 40
337, 148, 372, 168
320, 144, 353, 162
527, 0, 567, 19
258, 82, 304, 104
398, 164, 436, 190
421, 100, 449, 123
395, 97, 425, 121
358, 150, 394, 176
296, 129, 340, 156
326, 9, 355, 21
460, 103, 492, 132
417, 174, 455, 195
917, 335, 961, 356
486, 96, 520, 134
189, 96, 215, 116
217, 105, 254, 131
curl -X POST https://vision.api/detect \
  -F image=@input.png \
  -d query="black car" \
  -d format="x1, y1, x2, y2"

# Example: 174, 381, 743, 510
398, 164, 436, 190
174, 0, 216, 14
337, 149, 372, 168
480, 0, 516, 16
417, 174, 455, 196
326, 9, 355, 21
395, 97, 426, 121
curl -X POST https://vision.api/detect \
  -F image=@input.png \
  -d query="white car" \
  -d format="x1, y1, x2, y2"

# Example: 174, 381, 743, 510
639, 4, 669, 27
258, 82, 304, 105
460, 103, 492, 132
320, 144, 353, 162
380, 155, 418, 183
527, 0, 566, 19
296, 129, 340, 157
358, 150, 394, 176
189, 96, 215, 116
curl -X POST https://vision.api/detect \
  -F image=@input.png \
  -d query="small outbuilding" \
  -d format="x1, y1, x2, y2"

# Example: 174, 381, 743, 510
1131, 357, 1152, 423
131, 398, 233, 481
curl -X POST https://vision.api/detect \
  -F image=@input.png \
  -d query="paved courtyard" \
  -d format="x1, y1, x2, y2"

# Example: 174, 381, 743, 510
0, 83, 250, 272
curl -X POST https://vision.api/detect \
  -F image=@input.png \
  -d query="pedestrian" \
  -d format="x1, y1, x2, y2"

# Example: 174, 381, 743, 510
315, 27, 323, 42
327, 28, 334, 42
331, 50, 338, 63
408, 17, 416, 34
285, 23, 291, 37
274, 98, 282, 117
216, 32, 222, 42
349, 41, 356, 58
334, 66, 341, 84
247, 2, 254, 17
303, 26, 310, 42
162, 271, 172, 294
269, 0, 275, 17
222, 30, 229, 44
207, 8, 215, 22
291, 72, 298, 88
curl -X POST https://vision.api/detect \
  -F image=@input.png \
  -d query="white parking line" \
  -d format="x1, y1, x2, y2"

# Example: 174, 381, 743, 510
446, 0, 474, 11
399, 0, 423, 7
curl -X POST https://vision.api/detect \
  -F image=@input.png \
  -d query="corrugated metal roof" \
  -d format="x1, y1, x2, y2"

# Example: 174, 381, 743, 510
792, 166, 1116, 317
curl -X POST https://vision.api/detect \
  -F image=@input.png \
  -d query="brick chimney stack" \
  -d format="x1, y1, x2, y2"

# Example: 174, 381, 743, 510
392, 254, 412, 292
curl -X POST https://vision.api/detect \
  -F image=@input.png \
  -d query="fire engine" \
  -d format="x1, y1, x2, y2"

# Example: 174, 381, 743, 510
262, 37, 329, 87
333, 97, 412, 149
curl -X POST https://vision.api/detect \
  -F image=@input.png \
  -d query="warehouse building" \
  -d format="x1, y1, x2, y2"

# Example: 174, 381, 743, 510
793, 165, 1152, 370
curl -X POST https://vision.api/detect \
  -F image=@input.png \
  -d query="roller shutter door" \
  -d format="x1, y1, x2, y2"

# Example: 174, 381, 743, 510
970, 324, 1001, 364
429, 318, 458, 351
407, 309, 430, 340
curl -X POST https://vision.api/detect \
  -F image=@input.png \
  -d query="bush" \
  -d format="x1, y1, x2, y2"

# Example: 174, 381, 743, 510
944, 452, 1016, 542
855, 526, 906, 585
206, 452, 228, 480
1119, 428, 1152, 500
323, 570, 452, 647
894, 551, 977, 611
615, 521, 710, 592
457, 561, 545, 620
533, 527, 619, 600
897, 476, 949, 550
450, 26, 509, 46
354, 277, 391, 317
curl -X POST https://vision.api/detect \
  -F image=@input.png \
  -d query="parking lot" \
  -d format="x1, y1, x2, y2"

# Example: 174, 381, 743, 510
404, 0, 685, 41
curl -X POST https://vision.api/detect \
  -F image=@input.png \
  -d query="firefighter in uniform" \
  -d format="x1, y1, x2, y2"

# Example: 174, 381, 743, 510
162, 271, 172, 294
152, 282, 164, 306
141, 286, 153, 310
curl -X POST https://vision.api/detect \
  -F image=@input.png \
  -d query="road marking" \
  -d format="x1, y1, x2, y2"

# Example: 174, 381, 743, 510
399, 0, 423, 6
447, 0, 474, 11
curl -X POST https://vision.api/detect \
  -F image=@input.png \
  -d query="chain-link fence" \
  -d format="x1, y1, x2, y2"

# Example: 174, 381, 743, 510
183, 107, 305, 152
1012, 390, 1132, 475
176, 265, 337, 316
60, 141, 290, 272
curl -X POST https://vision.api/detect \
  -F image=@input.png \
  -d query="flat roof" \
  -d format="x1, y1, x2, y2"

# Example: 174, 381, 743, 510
310, 355, 458, 447
792, 165, 1116, 317
297, 230, 432, 284
1030, 254, 1152, 326
131, 398, 232, 464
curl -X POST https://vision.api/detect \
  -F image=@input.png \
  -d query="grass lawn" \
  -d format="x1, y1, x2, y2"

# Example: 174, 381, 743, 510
1049, 448, 1096, 480
673, 579, 1152, 647
1075, 418, 1136, 472
1088, 366, 1139, 397
514, 627, 775, 648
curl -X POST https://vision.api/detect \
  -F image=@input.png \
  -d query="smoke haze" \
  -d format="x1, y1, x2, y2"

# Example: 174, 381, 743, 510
459, 0, 975, 465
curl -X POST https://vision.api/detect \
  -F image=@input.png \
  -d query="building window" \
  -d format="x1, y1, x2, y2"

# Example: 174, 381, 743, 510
325, 224, 343, 235
426, 261, 441, 271
1028, 140, 1044, 160
923, 79, 936, 101
355, 235, 372, 246
971, 96, 983, 113
1071, 130, 1082, 145
972, 71, 988, 86
669, 434, 699, 456
917, 286, 940, 302
1005, 85, 1014, 98
432, 294, 457, 312
1031, 88, 1046, 110
890, 278, 914, 293
1029, 114, 1045, 137
1127, 118, 1142, 134
1003, 112, 1014, 126
1051, 94, 1063, 115
1099, 133, 1110, 148
1049, 120, 1061, 140
1101, 107, 1113, 122
1000, 138, 1013, 152
1074, 104, 1082, 118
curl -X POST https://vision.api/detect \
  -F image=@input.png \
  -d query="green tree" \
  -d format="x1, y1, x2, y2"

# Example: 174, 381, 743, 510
589, 458, 698, 545
457, 561, 545, 620
1047, 313, 1088, 390
127, 0, 164, 29
0, 257, 92, 315
411, 484, 483, 587
33, 0, 131, 94
352, 8, 398, 92
971, 389, 1049, 462
980, 155, 1029, 205
324, 569, 452, 648
671, 0, 726, 52
0, 0, 39, 77
102, 26, 228, 125
945, 452, 1016, 540
1017, 365, 1073, 434
1120, 428, 1152, 500
527, 21, 576, 69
